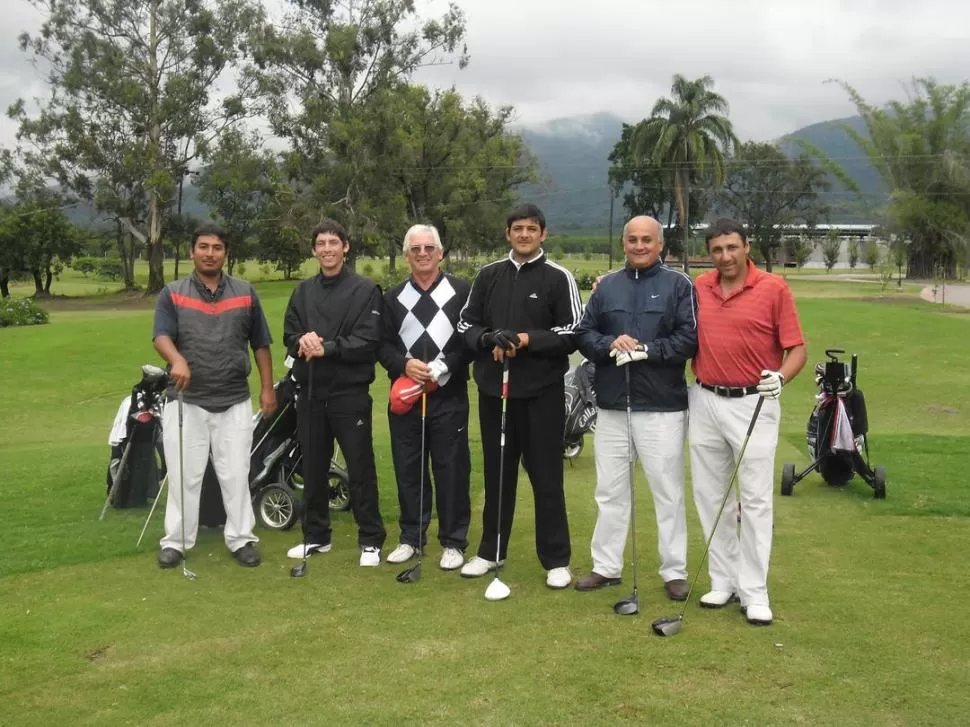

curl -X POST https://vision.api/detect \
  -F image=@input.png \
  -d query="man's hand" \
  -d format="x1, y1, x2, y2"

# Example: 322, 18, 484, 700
298, 332, 324, 360
482, 329, 521, 351
405, 358, 433, 384
427, 359, 448, 383
611, 344, 648, 367
259, 387, 278, 418
515, 332, 529, 349
169, 358, 191, 391
610, 334, 640, 354
757, 370, 785, 400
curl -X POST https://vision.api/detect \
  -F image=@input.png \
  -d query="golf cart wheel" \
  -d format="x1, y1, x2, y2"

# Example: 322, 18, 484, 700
780, 463, 795, 496
255, 484, 298, 530
873, 465, 887, 499
329, 471, 352, 511
563, 437, 584, 460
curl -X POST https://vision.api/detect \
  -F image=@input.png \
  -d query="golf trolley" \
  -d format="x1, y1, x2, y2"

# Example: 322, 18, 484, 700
780, 348, 886, 499
563, 358, 597, 460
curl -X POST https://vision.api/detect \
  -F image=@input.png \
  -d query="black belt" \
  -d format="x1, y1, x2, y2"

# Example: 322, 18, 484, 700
697, 381, 759, 398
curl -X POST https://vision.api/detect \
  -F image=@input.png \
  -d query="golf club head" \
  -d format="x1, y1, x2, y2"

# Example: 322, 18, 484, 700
182, 565, 197, 581
613, 593, 639, 616
396, 563, 422, 583
290, 561, 307, 578
484, 577, 511, 601
651, 616, 683, 637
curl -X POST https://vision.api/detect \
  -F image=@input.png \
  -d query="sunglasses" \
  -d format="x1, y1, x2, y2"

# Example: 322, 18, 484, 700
408, 245, 438, 254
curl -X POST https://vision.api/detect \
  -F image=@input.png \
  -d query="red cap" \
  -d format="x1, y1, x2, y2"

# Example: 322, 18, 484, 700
389, 376, 437, 415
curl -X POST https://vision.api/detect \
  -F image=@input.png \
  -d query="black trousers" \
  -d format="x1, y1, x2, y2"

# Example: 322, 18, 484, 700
477, 382, 570, 569
388, 390, 471, 550
298, 391, 386, 549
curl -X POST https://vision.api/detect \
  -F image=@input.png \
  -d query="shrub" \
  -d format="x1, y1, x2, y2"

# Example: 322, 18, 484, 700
96, 257, 124, 280
0, 297, 50, 327
72, 257, 99, 276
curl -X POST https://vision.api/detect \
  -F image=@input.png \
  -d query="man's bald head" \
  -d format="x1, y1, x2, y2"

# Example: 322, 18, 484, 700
622, 216, 665, 269
622, 216, 664, 242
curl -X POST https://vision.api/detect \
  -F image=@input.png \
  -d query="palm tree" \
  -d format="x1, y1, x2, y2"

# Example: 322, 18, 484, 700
633, 75, 739, 273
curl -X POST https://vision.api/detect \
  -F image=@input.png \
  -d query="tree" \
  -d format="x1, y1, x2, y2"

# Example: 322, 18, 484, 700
864, 240, 881, 270
0, 199, 81, 296
847, 238, 860, 269
827, 78, 970, 278
719, 141, 829, 271
822, 228, 842, 271
631, 74, 739, 273
608, 124, 671, 222
249, 0, 467, 257
786, 237, 813, 268
13, 0, 264, 294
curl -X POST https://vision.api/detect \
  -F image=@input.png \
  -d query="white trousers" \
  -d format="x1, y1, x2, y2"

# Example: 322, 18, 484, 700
590, 408, 687, 581
159, 399, 257, 553
688, 384, 780, 607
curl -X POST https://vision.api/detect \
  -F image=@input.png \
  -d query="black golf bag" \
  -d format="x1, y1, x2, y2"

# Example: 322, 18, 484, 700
563, 358, 598, 460
780, 348, 886, 498
248, 369, 352, 531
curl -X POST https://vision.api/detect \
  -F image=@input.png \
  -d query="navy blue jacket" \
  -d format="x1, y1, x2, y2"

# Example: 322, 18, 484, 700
576, 261, 698, 412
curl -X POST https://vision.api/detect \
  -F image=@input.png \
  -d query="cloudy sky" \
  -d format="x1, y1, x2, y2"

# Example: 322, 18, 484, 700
1, 0, 969, 148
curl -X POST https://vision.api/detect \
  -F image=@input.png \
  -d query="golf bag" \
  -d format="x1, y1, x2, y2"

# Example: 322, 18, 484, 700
248, 367, 352, 531
780, 348, 886, 498
563, 358, 597, 460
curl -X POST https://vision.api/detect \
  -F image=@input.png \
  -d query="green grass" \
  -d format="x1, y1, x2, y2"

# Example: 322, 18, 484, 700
1, 281, 969, 725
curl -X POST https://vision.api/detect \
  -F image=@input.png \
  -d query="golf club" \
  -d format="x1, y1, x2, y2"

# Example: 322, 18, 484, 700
177, 392, 197, 581
651, 396, 765, 637
136, 474, 168, 547
291, 362, 314, 579
99, 433, 134, 521
397, 387, 428, 583
484, 358, 512, 602
614, 364, 640, 616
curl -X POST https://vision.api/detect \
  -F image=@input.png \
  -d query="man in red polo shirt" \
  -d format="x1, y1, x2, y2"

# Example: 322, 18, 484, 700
689, 218, 807, 626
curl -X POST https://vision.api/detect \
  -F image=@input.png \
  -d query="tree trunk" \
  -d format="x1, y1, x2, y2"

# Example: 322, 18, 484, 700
32, 269, 44, 295
145, 2, 166, 294
0, 276, 9, 298
175, 176, 184, 279
909, 240, 956, 279
388, 239, 397, 273
116, 222, 136, 290
44, 266, 53, 295
681, 171, 691, 276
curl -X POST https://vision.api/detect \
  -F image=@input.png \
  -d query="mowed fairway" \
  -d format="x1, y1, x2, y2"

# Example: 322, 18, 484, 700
1, 277, 968, 726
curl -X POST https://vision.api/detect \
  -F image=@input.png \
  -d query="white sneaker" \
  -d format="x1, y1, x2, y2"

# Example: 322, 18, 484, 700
439, 547, 464, 571
460, 555, 501, 578
745, 604, 773, 625
359, 546, 381, 567
286, 542, 332, 559
386, 544, 417, 564
700, 590, 738, 608
546, 566, 572, 589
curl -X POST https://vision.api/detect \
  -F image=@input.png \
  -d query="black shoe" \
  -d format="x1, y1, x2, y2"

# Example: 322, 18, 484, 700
233, 542, 261, 567
158, 548, 183, 568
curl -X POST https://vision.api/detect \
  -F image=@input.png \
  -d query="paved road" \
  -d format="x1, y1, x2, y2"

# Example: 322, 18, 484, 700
919, 283, 970, 307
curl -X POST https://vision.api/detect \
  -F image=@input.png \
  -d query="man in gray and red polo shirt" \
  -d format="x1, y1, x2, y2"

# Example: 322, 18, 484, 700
152, 222, 276, 569
689, 218, 807, 626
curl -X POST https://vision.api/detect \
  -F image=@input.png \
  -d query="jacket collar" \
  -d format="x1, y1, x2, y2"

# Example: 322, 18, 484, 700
507, 248, 545, 270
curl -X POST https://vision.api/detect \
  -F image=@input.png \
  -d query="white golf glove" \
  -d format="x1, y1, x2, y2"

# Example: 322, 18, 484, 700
757, 369, 785, 399
427, 359, 449, 384
610, 345, 648, 367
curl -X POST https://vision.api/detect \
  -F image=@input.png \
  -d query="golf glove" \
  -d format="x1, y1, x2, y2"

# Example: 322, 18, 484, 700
611, 344, 648, 367
758, 369, 785, 399
427, 359, 449, 383
482, 329, 520, 350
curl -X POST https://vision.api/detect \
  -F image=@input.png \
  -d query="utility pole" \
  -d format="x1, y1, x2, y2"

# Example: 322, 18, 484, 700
607, 191, 615, 271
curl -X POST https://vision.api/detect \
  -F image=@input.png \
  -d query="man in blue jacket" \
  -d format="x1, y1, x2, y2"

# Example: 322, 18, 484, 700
575, 216, 698, 599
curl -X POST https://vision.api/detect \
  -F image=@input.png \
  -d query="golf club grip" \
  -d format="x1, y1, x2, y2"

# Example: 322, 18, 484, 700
745, 397, 765, 437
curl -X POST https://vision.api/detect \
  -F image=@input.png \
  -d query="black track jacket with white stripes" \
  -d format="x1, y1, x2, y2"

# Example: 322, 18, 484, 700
458, 249, 582, 399
576, 261, 697, 412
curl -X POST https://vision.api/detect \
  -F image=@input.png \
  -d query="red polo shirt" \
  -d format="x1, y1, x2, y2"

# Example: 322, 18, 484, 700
691, 260, 805, 387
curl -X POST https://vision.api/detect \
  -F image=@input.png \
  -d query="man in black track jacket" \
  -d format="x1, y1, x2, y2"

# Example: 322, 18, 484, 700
282, 219, 386, 567
575, 216, 698, 599
457, 203, 582, 590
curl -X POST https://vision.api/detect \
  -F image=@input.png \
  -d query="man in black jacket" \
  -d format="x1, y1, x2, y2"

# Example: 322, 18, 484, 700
457, 203, 582, 589
575, 216, 698, 598
282, 219, 386, 567
378, 224, 472, 572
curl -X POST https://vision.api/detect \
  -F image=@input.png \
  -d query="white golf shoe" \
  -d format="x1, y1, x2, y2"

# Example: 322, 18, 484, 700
700, 590, 738, 608
359, 546, 381, 567
745, 604, 773, 625
546, 567, 572, 589
386, 544, 416, 564
439, 548, 464, 571
460, 555, 501, 578
286, 542, 332, 559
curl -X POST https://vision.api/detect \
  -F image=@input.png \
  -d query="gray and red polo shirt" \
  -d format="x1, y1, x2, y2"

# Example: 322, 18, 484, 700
153, 273, 273, 410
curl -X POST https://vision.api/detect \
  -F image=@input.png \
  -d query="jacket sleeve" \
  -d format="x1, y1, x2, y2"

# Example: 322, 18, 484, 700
457, 267, 489, 352
575, 289, 616, 363
644, 276, 698, 364
377, 288, 408, 378
325, 284, 383, 363
282, 284, 306, 358
526, 267, 582, 356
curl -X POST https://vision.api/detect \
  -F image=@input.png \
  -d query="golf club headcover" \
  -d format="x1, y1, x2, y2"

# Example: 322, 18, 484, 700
389, 376, 438, 415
